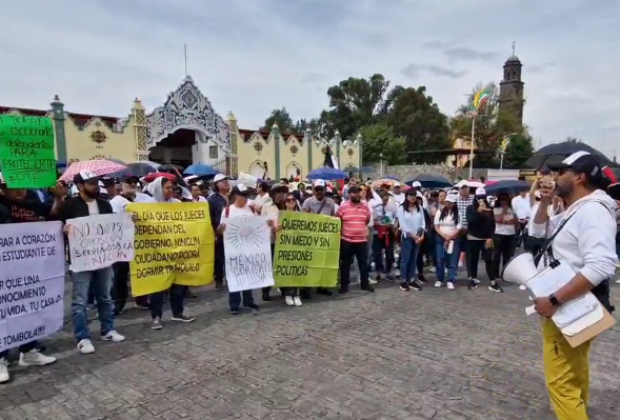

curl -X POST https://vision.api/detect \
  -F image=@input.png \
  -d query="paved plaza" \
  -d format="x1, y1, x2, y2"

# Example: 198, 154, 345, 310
1, 274, 619, 420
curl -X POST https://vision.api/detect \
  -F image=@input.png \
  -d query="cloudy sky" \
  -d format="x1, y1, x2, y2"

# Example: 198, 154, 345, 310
1, 0, 619, 158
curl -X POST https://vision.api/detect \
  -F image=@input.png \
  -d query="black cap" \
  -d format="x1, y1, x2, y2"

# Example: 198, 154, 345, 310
270, 183, 288, 193
121, 174, 140, 183
547, 151, 602, 177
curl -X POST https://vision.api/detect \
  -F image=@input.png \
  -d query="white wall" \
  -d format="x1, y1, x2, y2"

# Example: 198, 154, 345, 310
191, 131, 226, 165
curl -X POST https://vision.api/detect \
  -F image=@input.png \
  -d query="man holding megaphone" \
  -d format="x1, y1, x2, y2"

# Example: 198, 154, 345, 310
529, 151, 617, 420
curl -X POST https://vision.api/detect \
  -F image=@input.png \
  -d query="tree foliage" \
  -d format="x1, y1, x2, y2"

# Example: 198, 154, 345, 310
359, 122, 407, 165
262, 107, 296, 135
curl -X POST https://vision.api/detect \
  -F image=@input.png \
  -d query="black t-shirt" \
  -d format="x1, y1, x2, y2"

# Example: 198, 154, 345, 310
0, 195, 53, 223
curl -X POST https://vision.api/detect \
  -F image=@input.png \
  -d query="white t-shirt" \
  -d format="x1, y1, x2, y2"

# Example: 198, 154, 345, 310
493, 207, 517, 235
434, 210, 461, 237
220, 204, 254, 223
110, 193, 156, 214
86, 200, 99, 215
511, 195, 531, 220
391, 193, 405, 206
192, 196, 207, 203
528, 202, 555, 237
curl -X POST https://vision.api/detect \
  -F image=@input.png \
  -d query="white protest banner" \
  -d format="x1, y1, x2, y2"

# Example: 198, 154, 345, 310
224, 215, 274, 293
0, 221, 65, 352
67, 213, 135, 273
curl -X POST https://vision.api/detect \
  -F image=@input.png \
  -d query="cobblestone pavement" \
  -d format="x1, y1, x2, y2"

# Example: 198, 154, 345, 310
1, 272, 619, 420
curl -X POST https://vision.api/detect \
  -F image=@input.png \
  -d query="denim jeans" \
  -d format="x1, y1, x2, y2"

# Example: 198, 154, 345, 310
71, 266, 115, 342
0, 341, 38, 360
399, 236, 419, 282
435, 237, 460, 283
150, 284, 186, 319
229, 289, 255, 310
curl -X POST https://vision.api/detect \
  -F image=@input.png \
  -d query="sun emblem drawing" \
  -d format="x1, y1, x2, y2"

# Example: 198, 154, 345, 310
227, 217, 267, 250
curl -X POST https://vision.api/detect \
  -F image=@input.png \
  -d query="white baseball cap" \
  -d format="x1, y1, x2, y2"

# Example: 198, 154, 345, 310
393, 181, 401, 187
412, 181, 422, 188
313, 179, 326, 188
213, 174, 229, 183
445, 193, 458, 203
416, 191, 423, 198
475, 187, 486, 196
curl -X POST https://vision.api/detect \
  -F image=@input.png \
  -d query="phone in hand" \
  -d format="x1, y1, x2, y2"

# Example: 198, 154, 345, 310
416, 227, 424, 237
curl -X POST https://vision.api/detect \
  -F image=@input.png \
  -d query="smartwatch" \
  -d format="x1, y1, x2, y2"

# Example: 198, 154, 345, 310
549, 294, 562, 307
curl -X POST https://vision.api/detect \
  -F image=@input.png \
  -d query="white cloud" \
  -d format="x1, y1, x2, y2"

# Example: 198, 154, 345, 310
1, 0, 619, 159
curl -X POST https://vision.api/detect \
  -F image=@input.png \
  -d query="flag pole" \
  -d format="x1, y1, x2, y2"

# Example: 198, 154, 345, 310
468, 114, 476, 179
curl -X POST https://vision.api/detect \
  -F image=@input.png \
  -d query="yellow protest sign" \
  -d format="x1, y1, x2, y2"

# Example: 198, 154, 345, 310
126, 202, 215, 296
274, 212, 341, 288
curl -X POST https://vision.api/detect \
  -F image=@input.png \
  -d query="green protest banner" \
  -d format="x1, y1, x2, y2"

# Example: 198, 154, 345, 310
274, 211, 341, 288
0, 115, 57, 188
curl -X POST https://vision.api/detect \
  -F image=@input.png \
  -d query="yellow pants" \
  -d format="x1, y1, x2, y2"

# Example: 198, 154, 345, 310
542, 318, 592, 420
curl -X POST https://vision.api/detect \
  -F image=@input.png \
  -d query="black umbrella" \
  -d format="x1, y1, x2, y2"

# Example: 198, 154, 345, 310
485, 180, 530, 196
406, 174, 452, 189
525, 141, 614, 170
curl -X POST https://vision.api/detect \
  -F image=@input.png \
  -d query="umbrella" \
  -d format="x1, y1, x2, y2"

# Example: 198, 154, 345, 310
107, 158, 126, 165
307, 167, 347, 180
59, 159, 127, 182
484, 180, 530, 196
525, 141, 614, 170
159, 163, 184, 172
608, 183, 620, 200
454, 179, 485, 189
142, 172, 176, 183
183, 163, 218, 176
406, 174, 452, 189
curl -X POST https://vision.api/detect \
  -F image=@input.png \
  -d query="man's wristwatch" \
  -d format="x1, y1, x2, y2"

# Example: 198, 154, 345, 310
549, 294, 562, 307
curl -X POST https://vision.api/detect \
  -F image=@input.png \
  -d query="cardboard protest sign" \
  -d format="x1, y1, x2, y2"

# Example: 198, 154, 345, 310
224, 216, 274, 293
274, 212, 341, 288
0, 115, 57, 188
67, 213, 135, 273
127, 202, 215, 296
0, 221, 65, 351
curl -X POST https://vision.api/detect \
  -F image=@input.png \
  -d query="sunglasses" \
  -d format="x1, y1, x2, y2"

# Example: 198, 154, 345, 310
286, 198, 296, 202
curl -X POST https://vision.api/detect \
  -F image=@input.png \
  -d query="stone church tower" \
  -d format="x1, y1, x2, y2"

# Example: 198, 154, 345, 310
498, 44, 524, 126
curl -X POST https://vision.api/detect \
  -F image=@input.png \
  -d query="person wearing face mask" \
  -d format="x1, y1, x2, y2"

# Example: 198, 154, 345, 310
397, 189, 425, 291
58, 171, 126, 355
218, 184, 265, 315
208, 174, 231, 290
531, 152, 617, 420
109, 175, 154, 314
464, 187, 498, 292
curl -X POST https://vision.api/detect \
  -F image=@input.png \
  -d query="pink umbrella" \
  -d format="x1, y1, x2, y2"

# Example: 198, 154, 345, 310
60, 159, 127, 182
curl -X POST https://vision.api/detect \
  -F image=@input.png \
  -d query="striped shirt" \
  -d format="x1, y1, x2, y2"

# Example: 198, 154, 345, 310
337, 201, 371, 243
456, 195, 474, 228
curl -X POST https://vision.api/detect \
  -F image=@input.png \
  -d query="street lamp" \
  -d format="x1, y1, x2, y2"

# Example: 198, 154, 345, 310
379, 153, 384, 177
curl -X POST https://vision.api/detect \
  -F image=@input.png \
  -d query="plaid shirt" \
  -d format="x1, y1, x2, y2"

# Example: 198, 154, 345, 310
456, 195, 474, 228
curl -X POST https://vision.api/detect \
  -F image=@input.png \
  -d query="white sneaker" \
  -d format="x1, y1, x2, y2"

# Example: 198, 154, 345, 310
0, 359, 9, 383
101, 330, 126, 343
434, 281, 442, 288
447, 282, 455, 290
429, 267, 436, 273
368, 278, 378, 285
78, 339, 95, 354
18, 350, 56, 367
293, 296, 302, 307
472, 278, 481, 285
285, 296, 295, 306
519, 284, 528, 290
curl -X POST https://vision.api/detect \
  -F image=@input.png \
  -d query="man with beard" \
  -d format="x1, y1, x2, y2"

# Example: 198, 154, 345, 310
208, 174, 231, 290
58, 171, 126, 355
0, 173, 60, 383
531, 152, 617, 420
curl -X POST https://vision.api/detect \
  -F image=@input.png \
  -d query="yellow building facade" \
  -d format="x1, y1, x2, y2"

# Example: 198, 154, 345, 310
0, 76, 361, 180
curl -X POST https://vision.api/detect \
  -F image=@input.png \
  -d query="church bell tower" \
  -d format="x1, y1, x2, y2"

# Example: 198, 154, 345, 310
498, 42, 525, 126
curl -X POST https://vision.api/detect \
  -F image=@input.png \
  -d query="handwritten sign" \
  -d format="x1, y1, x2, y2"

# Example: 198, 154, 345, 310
224, 216, 274, 293
274, 212, 341, 288
0, 115, 57, 188
127, 202, 215, 296
67, 214, 135, 273
0, 221, 65, 351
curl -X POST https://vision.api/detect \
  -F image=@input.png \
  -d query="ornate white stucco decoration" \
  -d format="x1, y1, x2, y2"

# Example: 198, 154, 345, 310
145, 76, 231, 151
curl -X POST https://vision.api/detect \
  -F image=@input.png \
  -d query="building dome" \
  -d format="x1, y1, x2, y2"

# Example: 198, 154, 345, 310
506, 54, 520, 63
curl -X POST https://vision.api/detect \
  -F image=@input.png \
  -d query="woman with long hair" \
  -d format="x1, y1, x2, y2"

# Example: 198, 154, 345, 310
492, 192, 518, 282
145, 177, 195, 330
285, 193, 301, 212
465, 187, 498, 292
433, 193, 461, 289
416, 193, 433, 283
397, 189, 425, 291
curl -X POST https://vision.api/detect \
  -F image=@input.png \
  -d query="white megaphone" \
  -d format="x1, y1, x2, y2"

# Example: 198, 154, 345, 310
501, 253, 540, 316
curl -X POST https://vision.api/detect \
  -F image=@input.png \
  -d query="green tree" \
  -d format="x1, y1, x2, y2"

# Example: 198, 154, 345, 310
320, 74, 391, 140
262, 108, 296, 134
385, 86, 452, 164
359, 122, 407, 165
452, 82, 534, 168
